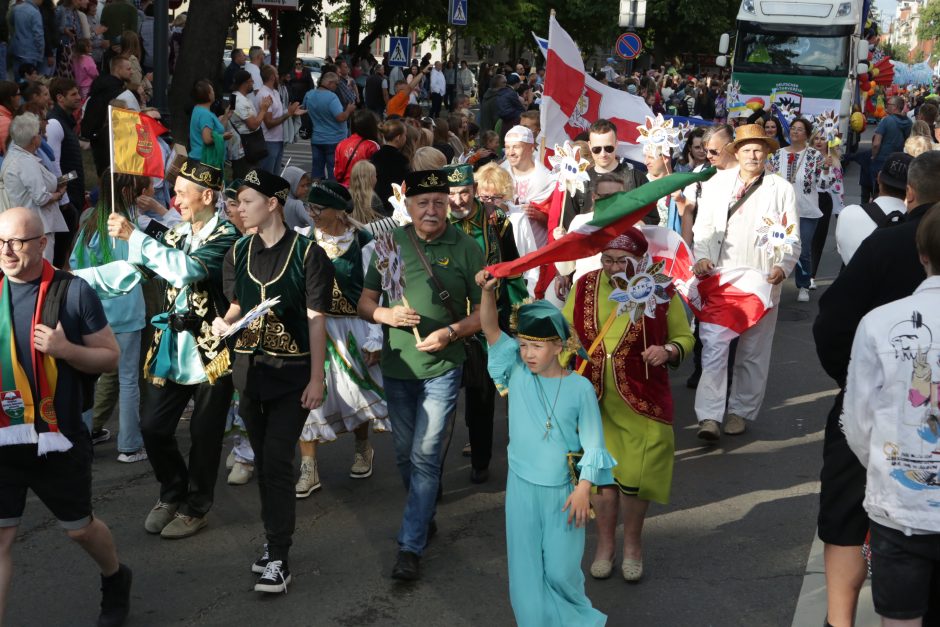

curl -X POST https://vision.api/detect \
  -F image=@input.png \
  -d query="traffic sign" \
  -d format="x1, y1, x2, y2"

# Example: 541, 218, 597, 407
616, 32, 643, 60
449, 0, 467, 26
388, 37, 411, 67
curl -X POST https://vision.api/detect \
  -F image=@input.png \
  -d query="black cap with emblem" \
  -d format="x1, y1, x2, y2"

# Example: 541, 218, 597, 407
241, 169, 292, 206
403, 170, 449, 197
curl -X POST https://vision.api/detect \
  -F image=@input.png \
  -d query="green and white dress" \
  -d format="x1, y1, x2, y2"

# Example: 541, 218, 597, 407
296, 226, 389, 442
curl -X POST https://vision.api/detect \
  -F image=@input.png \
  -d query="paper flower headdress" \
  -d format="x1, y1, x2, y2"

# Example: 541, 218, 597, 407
814, 110, 841, 148
607, 254, 674, 325
547, 141, 591, 196
756, 212, 800, 264
637, 114, 685, 157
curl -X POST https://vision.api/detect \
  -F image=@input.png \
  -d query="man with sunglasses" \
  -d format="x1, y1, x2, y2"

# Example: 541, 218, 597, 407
584, 119, 647, 215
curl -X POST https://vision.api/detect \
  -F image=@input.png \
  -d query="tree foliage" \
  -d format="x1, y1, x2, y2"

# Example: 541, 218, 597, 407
917, 0, 940, 51
645, 0, 739, 62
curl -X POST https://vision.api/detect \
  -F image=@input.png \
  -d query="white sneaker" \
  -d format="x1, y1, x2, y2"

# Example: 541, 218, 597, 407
227, 461, 254, 485
350, 441, 374, 479
225, 449, 236, 470
809, 278, 817, 290
117, 449, 148, 463
295, 458, 320, 498
797, 288, 810, 302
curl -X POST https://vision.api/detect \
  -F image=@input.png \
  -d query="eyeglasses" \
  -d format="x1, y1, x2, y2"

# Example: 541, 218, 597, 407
479, 194, 504, 203
591, 145, 616, 154
600, 255, 631, 266
706, 144, 730, 157
0, 236, 41, 252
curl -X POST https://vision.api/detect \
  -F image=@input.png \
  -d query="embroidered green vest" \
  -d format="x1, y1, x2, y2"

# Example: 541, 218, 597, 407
232, 232, 312, 358
327, 229, 372, 317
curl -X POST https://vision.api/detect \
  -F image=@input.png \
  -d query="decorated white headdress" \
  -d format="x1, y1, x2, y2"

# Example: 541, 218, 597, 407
637, 114, 685, 157
813, 110, 841, 147
607, 255, 674, 325
756, 212, 800, 265
388, 182, 411, 226
547, 141, 591, 197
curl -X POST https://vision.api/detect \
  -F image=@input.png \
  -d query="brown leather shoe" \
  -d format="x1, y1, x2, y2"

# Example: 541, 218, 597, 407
724, 413, 747, 435
697, 419, 721, 442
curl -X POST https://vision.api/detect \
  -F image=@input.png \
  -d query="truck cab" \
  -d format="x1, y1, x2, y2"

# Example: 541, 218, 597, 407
719, 0, 868, 145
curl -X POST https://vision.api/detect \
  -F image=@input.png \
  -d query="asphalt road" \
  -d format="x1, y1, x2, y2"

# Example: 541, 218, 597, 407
7, 148, 861, 627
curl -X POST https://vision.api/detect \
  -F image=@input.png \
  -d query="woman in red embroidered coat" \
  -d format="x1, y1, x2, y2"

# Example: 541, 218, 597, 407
563, 228, 693, 583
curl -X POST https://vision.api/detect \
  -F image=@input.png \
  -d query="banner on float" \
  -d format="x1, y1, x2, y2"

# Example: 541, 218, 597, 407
732, 72, 846, 120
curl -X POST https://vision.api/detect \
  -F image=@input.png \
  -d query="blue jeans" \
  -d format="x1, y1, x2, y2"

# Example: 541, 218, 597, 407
82, 330, 143, 452
384, 367, 462, 555
260, 140, 284, 174
794, 217, 818, 289
310, 143, 337, 181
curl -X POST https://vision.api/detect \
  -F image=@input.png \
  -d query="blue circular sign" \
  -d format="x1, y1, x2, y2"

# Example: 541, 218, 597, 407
617, 32, 643, 60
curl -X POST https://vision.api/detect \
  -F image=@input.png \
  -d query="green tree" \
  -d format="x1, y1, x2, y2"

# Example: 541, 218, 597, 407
645, 0, 739, 62
917, 0, 940, 47
234, 0, 325, 72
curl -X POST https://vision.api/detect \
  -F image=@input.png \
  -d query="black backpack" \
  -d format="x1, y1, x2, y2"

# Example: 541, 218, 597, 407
39, 271, 100, 412
860, 201, 905, 230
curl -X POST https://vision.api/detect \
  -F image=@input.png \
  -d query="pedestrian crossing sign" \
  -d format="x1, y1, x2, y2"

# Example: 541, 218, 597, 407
448, 0, 467, 26
388, 37, 410, 67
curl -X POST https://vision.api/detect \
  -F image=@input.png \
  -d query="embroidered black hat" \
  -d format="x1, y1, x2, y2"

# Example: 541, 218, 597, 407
403, 170, 448, 197
306, 180, 352, 212
177, 160, 223, 191
224, 179, 243, 201
879, 152, 912, 190
241, 169, 291, 206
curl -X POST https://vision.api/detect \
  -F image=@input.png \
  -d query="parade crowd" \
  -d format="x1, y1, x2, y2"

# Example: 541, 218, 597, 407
0, 2, 940, 625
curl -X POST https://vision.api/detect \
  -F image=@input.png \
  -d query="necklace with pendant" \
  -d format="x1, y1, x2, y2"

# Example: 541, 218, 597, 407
535, 375, 563, 440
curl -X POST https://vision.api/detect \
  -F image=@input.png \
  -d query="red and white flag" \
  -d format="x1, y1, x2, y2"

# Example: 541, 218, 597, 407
540, 16, 654, 162
680, 267, 775, 336
639, 225, 695, 287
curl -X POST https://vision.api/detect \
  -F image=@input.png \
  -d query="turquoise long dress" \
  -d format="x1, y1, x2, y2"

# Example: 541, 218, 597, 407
487, 332, 616, 627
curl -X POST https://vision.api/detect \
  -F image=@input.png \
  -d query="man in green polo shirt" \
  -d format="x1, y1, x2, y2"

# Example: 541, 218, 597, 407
444, 163, 527, 485
358, 169, 484, 582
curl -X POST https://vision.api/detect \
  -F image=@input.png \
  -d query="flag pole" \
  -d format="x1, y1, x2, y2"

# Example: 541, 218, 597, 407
108, 105, 116, 248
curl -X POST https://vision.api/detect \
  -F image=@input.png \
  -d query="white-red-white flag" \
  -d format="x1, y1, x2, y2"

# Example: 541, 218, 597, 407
540, 16, 654, 162
640, 225, 695, 288
681, 267, 775, 336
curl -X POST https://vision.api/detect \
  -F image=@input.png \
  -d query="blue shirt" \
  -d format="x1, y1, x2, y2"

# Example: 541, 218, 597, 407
10, 1, 44, 63
873, 114, 913, 164
487, 332, 616, 487
188, 106, 223, 162
302, 89, 348, 145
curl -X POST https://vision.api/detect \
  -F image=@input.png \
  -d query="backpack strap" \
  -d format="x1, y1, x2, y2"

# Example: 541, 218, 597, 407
859, 201, 899, 229
40, 270, 73, 328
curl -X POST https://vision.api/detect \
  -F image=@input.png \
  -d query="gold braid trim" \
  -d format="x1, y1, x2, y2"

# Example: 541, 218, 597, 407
203, 348, 232, 385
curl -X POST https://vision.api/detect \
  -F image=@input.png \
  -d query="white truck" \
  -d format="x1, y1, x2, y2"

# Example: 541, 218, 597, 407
717, 0, 870, 149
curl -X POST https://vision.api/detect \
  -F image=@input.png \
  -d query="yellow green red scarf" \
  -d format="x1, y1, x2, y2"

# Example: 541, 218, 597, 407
0, 261, 71, 454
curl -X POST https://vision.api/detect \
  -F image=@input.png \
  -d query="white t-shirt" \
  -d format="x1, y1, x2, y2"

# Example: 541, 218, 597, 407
500, 160, 554, 246
231, 92, 258, 136
257, 85, 283, 143
245, 62, 263, 95
835, 196, 907, 265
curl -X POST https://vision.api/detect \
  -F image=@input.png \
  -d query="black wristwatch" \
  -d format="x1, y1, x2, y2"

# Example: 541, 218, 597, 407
447, 325, 459, 342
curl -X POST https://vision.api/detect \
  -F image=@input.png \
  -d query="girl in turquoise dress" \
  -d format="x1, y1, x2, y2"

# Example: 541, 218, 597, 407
476, 270, 616, 627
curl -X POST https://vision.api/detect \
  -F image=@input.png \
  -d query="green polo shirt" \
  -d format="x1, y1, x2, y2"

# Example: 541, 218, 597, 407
364, 223, 484, 380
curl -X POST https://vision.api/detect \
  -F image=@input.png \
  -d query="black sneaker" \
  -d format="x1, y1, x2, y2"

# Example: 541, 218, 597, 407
98, 563, 132, 627
251, 544, 270, 574
91, 428, 112, 445
391, 551, 420, 581
254, 560, 291, 593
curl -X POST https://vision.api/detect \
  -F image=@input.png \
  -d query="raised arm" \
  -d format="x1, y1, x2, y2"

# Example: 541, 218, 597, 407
475, 270, 502, 346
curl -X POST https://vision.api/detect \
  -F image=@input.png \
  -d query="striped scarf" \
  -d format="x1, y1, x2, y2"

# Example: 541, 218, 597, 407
0, 261, 71, 455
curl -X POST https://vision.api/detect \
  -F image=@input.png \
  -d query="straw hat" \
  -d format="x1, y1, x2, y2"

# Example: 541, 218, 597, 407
725, 124, 779, 153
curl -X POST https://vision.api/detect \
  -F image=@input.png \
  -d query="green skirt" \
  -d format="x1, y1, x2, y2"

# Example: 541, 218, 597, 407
599, 393, 675, 505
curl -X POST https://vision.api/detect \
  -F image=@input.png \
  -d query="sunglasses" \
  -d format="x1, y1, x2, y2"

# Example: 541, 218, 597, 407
706, 145, 730, 157
591, 145, 616, 154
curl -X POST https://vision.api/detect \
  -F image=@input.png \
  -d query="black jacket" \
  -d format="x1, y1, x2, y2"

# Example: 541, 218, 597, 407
47, 104, 84, 209
370, 144, 410, 216
82, 74, 127, 141
814, 202, 933, 388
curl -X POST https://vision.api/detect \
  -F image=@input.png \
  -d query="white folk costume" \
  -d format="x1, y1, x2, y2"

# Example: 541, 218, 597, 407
295, 225, 389, 443
691, 130, 800, 428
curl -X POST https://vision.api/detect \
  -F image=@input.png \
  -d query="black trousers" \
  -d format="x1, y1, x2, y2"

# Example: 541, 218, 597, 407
465, 378, 496, 471
811, 191, 834, 278
140, 376, 234, 518
238, 389, 308, 565
429, 92, 443, 118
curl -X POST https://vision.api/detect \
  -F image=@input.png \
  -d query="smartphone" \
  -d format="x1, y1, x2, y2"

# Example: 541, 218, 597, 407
57, 171, 78, 187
